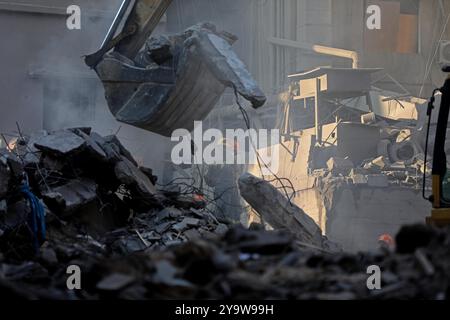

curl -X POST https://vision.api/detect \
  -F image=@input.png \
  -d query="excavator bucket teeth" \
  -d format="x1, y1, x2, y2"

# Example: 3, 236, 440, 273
92, 24, 266, 137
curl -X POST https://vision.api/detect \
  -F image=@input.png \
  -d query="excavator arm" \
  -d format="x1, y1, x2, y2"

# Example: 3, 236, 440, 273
85, 0, 266, 137
86, 0, 172, 68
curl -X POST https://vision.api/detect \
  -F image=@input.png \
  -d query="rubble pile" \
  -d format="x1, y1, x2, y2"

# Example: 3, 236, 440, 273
0, 128, 225, 260
1, 128, 450, 300
315, 123, 427, 191
1, 220, 450, 299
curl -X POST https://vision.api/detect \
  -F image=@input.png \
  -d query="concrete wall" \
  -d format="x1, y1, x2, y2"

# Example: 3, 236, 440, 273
326, 186, 430, 252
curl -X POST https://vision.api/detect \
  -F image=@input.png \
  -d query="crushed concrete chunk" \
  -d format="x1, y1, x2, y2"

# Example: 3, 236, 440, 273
1, 149, 23, 180
114, 156, 159, 203
214, 223, 229, 236
153, 260, 193, 288
0, 200, 6, 214
157, 207, 182, 222
351, 173, 368, 185
145, 35, 173, 65
43, 179, 97, 216
34, 130, 86, 156
72, 129, 107, 161
363, 156, 389, 172
0, 159, 10, 198
90, 132, 121, 163
172, 217, 200, 233
238, 173, 325, 247
183, 228, 201, 240
13, 130, 48, 166
201, 32, 266, 108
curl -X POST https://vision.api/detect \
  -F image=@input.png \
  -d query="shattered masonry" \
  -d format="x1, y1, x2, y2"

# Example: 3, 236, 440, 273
1, 127, 450, 299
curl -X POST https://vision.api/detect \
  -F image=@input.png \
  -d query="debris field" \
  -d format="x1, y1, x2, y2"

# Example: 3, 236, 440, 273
0, 128, 450, 300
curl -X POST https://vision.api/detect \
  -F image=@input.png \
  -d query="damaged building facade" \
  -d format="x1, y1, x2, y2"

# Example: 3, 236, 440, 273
162, 0, 450, 251
241, 0, 450, 251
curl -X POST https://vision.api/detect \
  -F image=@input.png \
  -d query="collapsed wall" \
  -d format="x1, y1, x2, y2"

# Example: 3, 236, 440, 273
250, 117, 432, 252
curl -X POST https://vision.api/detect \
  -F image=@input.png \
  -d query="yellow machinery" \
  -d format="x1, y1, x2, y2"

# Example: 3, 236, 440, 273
425, 71, 450, 226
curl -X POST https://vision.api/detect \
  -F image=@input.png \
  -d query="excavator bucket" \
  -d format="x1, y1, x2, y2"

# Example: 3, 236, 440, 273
86, 0, 266, 137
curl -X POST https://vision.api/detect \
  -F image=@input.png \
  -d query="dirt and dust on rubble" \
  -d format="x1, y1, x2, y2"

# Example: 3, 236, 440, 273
0, 126, 450, 300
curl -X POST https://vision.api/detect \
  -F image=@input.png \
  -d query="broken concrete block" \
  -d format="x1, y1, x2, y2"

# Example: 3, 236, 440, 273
225, 226, 292, 254
34, 130, 86, 156
183, 228, 201, 240
1, 148, 23, 181
350, 167, 368, 176
12, 130, 48, 166
372, 156, 389, 169
43, 179, 97, 216
40, 153, 66, 172
172, 217, 201, 233
145, 35, 173, 65
367, 174, 389, 188
155, 221, 172, 234
194, 30, 266, 108
327, 157, 354, 176
114, 156, 159, 203
363, 156, 389, 172
68, 127, 92, 136
113, 237, 148, 254
152, 260, 193, 288
104, 135, 138, 166
90, 132, 121, 164
214, 223, 229, 236
0, 200, 6, 214
351, 173, 368, 185
157, 207, 182, 222
72, 129, 107, 161
40, 247, 58, 266
238, 173, 324, 247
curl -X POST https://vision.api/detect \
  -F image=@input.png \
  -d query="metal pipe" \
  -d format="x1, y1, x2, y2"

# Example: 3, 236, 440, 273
268, 36, 359, 69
